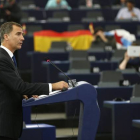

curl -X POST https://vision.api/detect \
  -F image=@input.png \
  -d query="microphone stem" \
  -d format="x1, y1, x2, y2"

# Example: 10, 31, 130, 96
48, 61, 75, 87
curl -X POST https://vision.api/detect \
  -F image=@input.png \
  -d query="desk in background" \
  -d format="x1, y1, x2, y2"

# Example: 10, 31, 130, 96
23, 8, 117, 21
42, 61, 118, 83
59, 73, 140, 85
104, 101, 140, 140
27, 51, 113, 82
18, 35, 113, 71
22, 21, 138, 35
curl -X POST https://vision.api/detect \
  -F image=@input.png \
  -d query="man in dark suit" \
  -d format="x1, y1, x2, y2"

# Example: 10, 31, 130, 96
0, 22, 68, 140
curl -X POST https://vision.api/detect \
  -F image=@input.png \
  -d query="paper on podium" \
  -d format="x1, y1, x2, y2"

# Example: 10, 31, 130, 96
35, 90, 61, 100
76, 81, 88, 86
34, 95, 48, 100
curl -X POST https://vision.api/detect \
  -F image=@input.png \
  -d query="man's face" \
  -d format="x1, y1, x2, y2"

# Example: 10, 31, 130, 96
6, 25, 24, 51
56, 0, 61, 4
127, 2, 134, 11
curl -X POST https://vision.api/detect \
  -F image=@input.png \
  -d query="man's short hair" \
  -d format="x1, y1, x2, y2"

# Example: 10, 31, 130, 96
126, 0, 135, 4
0, 22, 22, 42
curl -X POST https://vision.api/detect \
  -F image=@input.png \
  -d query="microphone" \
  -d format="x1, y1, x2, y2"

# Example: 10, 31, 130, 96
44, 57, 75, 87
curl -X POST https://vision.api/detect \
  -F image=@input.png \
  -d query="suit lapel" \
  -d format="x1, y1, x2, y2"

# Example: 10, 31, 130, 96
0, 48, 21, 77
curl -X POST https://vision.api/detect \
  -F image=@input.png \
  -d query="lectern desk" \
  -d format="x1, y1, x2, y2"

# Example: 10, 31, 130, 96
22, 81, 100, 140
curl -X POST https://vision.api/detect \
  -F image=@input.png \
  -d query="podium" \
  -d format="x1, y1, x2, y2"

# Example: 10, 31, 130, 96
22, 82, 100, 140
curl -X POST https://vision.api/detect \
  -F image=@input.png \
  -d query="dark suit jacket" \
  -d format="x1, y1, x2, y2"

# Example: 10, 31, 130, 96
0, 48, 49, 139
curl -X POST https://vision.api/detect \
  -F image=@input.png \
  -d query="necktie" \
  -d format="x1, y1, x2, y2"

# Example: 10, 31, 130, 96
12, 55, 17, 67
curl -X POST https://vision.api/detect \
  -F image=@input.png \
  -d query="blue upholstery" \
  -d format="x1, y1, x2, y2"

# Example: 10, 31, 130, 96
19, 124, 56, 140
104, 101, 140, 140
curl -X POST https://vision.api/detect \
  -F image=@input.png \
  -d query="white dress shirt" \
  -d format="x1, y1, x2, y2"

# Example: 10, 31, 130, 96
0, 45, 52, 93
116, 7, 140, 21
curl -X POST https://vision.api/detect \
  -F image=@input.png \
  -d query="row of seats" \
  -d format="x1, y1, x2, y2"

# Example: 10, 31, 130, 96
21, 24, 121, 36
48, 43, 125, 61
20, 23, 140, 39
21, 9, 118, 22
17, 0, 140, 9
28, 50, 139, 85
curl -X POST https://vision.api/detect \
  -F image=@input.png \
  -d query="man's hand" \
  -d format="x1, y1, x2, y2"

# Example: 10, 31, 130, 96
52, 81, 69, 91
124, 52, 130, 61
32, 95, 38, 98
23, 95, 28, 100
23, 95, 38, 99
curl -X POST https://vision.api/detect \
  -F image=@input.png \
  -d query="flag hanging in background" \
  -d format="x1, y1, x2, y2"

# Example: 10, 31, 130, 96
33, 30, 93, 52
108, 29, 136, 49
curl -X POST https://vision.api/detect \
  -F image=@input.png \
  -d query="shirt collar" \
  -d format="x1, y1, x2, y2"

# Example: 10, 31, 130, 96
0, 45, 13, 58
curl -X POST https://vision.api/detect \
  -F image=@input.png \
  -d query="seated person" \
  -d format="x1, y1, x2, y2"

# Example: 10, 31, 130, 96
79, 0, 93, 8
45, 0, 71, 10
92, 27, 116, 49
116, 0, 140, 21
113, 0, 126, 7
119, 51, 140, 71
0, 0, 21, 23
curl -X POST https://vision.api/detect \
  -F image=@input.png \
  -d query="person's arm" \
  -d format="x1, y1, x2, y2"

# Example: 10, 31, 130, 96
137, 10, 140, 21
132, 9, 140, 21
116, 9, 123, 20
0, 57, 68, 95
119, 52, 130, 70
96, 31, 108, 43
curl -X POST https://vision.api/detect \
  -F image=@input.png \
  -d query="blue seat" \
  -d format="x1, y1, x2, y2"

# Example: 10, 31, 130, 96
19, 124, 56, 140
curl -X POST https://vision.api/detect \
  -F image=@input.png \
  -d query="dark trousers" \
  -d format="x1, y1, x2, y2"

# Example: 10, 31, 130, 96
0, 136, 18, 140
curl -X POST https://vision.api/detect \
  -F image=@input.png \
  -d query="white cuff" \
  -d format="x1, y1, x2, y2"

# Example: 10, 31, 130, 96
49, 83, 52, 94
